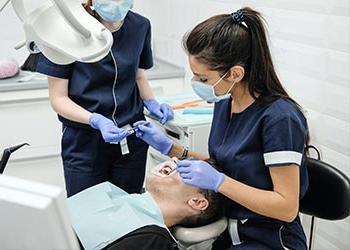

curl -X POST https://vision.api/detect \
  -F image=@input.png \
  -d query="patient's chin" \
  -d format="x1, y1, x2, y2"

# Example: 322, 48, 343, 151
145, 173, 174, 194
145, 174, 157, 192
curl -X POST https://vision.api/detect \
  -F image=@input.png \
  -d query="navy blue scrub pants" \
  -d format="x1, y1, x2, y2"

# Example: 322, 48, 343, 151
61, 126, 149, 197
213, 216, 307, 250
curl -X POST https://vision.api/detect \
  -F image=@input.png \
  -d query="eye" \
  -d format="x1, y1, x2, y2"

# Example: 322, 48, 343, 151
199, 78, 208, 83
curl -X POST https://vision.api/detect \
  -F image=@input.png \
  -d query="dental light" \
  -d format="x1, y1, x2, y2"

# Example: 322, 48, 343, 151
0, 0, 113, 65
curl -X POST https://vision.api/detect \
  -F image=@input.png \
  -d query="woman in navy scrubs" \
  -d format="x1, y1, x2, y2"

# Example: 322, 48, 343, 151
36, 0, 173, 197
134, 7, 308, 249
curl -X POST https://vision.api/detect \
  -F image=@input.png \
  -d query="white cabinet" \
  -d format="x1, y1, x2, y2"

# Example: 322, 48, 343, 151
0, 89, 62, 161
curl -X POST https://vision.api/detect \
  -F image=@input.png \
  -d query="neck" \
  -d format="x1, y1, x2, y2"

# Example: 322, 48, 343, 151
149, 193, 185, 227
102, 20, 123, 32
230, 81, 256, 113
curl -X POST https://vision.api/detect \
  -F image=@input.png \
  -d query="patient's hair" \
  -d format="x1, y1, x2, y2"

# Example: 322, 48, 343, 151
178, 158, 224, 228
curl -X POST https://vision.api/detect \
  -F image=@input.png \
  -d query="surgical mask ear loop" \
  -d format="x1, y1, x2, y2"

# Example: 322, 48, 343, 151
225, 80, 237, 97
213, 71, 236, 97
212, 71, 229, 88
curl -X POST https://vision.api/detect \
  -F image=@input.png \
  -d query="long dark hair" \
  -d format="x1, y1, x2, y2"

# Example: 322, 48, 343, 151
183, 7, 309, 143
83, 0, 100, 20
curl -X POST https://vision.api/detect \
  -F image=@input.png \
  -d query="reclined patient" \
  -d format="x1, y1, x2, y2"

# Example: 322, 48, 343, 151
67, 159, 223, 250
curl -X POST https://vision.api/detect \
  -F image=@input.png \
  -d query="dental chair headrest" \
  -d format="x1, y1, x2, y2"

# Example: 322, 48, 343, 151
171, 217, 227, 244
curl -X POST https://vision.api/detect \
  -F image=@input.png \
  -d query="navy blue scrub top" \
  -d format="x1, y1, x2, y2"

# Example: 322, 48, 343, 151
36, 11, 153, 129
209, 97, 309, 220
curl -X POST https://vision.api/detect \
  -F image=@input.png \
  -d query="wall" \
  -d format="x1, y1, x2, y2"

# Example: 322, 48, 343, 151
0, 0, 49, 63
133, 0, 350, 249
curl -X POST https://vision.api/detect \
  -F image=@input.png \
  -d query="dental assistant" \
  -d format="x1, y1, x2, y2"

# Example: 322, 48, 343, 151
134, 8, 309, 249
35, 0, 173, 197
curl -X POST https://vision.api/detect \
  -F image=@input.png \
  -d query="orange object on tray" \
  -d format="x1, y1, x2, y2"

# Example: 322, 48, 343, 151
171, 100, 204, 110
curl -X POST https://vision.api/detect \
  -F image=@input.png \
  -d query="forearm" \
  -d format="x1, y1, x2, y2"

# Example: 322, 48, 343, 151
50, 96, 91, 125
168, 143, 208, 161
136, 69, 154, 100
218, 176, 299, 222
47, 76, 91, 125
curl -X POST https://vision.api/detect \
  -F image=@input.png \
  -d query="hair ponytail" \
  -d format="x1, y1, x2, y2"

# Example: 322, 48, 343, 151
183, 7, 309, 144
239, 8, 290, 103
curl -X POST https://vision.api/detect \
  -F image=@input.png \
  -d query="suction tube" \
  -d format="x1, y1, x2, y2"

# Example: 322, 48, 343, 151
0, 143, 29, 174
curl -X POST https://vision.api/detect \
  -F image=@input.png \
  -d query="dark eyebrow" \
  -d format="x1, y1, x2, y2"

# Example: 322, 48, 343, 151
193, 71, 207, 78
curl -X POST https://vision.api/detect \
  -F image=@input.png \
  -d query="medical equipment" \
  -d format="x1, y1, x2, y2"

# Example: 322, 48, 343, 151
0, 59, 19, 79
0, 143, 29, 174
171, 217, 228, 250
0, 0, 113, 65
172, 100, 203, 110
0, 175, 79, 249
93, 0, 133, 22
167, 160, 178, 175
191, 71, 235, 103
182, 107, 213, 115
127, 127, 136, 134
167, 166, 177, 175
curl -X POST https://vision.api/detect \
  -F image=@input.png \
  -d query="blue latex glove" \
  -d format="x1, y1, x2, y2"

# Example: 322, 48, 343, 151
133, 120, 173, 155
176, 160, 225, 192
144, 99, 174, 124
89, 113, 130, 143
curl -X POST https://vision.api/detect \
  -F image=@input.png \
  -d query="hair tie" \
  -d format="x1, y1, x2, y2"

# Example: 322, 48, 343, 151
231, 9, 244, 24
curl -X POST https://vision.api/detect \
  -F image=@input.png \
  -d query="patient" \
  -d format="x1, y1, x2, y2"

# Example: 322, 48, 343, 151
67, 159, 223, 250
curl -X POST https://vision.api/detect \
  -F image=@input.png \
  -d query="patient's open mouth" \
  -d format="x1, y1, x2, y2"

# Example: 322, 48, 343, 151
159, 165, 173, 175
152, 161, 177, 177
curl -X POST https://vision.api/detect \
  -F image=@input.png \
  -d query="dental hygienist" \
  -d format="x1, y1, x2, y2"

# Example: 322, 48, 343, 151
134, 8, 309, 249
35, 0, 173, 197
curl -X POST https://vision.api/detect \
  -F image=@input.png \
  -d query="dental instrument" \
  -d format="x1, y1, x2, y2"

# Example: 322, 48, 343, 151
167, 159, 178, 175
127, 127, 136, 135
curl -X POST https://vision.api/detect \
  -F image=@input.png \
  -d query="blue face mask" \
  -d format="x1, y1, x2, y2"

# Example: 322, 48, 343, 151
191, 71, 235, 103
93, 0, 133, 23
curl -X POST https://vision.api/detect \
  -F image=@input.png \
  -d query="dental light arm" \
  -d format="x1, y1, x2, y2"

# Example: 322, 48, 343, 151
9, 0, 91, 39
1, 0, 113, 64
0, 0, 10, 12
51, 0, 91, 39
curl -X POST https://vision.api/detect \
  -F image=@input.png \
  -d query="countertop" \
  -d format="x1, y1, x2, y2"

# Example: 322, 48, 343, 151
0, 58, 185, 92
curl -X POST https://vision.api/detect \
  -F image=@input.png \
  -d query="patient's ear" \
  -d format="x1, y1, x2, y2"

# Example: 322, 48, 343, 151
188, 196, 209, 212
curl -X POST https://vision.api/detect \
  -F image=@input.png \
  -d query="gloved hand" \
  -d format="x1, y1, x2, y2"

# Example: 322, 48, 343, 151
89, 113, 130, 143
143, 99, 174, 124
133, 120, 173, 155
176, 160, 225, 192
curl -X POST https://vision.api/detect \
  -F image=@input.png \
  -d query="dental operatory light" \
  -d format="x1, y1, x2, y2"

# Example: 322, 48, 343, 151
0, 0, 113, 65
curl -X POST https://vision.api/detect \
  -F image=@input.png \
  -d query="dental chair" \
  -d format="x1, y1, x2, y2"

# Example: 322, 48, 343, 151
1, 0, 113, 65
171, 217, 228, 250
300, 146, 350, 250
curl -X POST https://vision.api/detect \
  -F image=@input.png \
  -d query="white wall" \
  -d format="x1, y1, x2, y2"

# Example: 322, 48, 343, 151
133, 0, 350, 249
0, 0, 47, 63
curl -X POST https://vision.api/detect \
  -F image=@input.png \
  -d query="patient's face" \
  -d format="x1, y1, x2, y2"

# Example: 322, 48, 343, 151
145, 161, 198, 199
